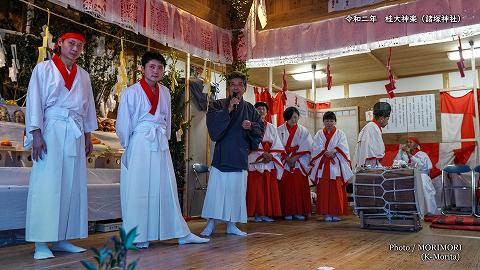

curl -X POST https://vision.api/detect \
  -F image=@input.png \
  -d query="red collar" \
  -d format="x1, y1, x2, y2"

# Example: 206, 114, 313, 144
52, 54, 77, 91
139, 77, 160, 115
323, 127, 336, 140
372, 119, 382, 132
286, 122, 297, 132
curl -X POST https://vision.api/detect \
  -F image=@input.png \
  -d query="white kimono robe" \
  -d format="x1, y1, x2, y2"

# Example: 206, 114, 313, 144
353, 121, 385, 168
116, 82, 190, 242
277, 123, 313, 176
248, 122, 285, 180
395, 150, 437, 214
24, 60, 97, 242
310, 128, 353, 183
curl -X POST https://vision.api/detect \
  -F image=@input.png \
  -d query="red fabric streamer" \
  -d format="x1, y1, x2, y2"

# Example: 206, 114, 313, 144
384, 48, 396, 98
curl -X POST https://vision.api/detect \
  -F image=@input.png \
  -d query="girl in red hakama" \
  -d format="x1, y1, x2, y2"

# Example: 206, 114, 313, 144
310, 112, 353, 222
247, 102, 285, 222
277, 107, 313, 220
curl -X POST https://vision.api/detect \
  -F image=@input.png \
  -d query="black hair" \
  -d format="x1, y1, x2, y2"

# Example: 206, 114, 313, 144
323, 111, 336, 122
373, 102, 392, 118
254, 101, 269, 111
283, 106, 300, 121
227, 71, 247, 86
141, 52, 167, 67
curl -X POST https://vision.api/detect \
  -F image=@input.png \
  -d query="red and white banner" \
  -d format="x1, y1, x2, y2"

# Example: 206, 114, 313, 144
382, 90, 479, 179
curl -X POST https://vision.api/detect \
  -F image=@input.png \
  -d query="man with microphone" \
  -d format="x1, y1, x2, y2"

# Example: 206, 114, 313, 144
201, 71, 265, 237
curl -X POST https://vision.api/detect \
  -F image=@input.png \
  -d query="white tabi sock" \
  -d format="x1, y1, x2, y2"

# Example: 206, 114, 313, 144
226, 222, 247, 236
51, 240, 86, 253
178, 233, 210, 245
200, 219, 216, 237
34, 242, 55, 260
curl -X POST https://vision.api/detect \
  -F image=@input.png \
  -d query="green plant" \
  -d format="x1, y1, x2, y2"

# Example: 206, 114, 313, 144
226, 0, 249, 78
81, 226, 139, 270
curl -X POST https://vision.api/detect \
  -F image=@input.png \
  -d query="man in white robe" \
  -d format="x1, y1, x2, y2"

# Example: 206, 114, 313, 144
354, 102, 391, 168
395, 137, 438, 215
117, 52, 208, 248
24, 30, 97, 260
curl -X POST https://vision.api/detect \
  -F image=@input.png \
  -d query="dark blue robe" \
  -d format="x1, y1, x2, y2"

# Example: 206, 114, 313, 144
207, 98, 264, 172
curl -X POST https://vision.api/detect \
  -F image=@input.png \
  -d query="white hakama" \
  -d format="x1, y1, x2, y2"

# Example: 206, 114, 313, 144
201, 167, 248, 223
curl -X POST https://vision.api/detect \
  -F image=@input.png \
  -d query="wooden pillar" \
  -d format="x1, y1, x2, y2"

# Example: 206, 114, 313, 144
470, 41, 479, 165
183, 53, 191, 214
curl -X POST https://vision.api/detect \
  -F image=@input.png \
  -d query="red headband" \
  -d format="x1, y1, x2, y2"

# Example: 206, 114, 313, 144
408, 137, 420, 146
59, 33, 85, 42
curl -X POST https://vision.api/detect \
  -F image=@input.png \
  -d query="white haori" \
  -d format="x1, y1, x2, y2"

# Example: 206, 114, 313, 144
24, 60, 97, 242
354, 121, 385, 168
277, 123, 313, 175
248, 122, 285, 180
201, 167, 248, 223
310, 128, 353, 183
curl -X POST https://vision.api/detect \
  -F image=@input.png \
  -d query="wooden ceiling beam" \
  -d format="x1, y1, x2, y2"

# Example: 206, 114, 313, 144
367, 52, 397, 79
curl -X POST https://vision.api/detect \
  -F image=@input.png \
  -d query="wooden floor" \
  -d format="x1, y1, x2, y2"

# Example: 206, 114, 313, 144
1, 215, 479, 270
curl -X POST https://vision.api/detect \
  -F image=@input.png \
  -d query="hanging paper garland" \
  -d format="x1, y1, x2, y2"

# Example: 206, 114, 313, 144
9, 44, 19, 82
37, 9, 51, 63
0, 35, 6, 68
115, 38, 129, 95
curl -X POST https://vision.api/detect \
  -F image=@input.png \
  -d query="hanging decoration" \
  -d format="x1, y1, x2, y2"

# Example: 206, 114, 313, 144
169, 50, 178, 93
384, 47, 396, 99
0, 35, 6, 68
8, 45, 19, 82
37, 9, 51, 63
457, 36, 465, 78
257, 0, 267, 29
201, 60, 211, 94
326, 58, 332, 90
93, 36, 106, 57
114, 38, 128, 95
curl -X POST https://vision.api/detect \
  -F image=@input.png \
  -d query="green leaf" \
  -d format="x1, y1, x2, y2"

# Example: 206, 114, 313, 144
81, 260, 97, 270
127, 259, 139, 270
98, 247, 110, 265
125, 227, 138, 249
119, 226, 127, 242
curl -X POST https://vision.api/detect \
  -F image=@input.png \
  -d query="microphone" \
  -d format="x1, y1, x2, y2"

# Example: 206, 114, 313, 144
232, 92, 238, 110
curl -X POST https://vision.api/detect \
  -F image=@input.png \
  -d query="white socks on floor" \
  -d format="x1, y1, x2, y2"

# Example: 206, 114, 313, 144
34, 242, 54, 260
200, 219, 216, 236
178, 233, 210, 245
51, 240, 86, 253
226, 222, 247, 236
34, 241, 86, 260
